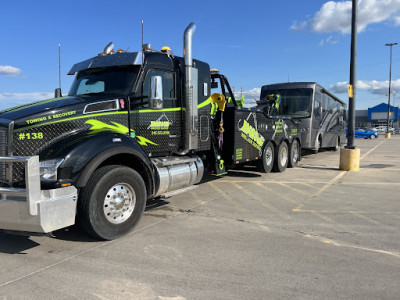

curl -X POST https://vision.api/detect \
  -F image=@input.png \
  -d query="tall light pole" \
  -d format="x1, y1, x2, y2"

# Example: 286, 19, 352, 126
385, 42, 397, 136
347, 0, 357, 149
340, 0, 360, 171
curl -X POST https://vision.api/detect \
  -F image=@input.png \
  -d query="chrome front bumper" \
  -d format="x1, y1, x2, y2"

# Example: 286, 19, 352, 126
0, 156, 77, 233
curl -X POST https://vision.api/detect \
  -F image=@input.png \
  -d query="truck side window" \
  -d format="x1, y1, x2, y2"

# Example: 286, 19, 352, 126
142, 69, 176, 103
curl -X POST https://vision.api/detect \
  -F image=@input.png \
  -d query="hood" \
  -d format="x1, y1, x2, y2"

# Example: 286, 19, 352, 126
0, 96, 84, 121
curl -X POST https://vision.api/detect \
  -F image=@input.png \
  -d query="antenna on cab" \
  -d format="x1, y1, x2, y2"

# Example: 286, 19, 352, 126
141, 20, 144, 65
54, 43, 62, 98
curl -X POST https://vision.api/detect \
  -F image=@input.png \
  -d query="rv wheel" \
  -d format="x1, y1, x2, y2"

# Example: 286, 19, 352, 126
313, 137, 321, 154
330, 136, 340, 151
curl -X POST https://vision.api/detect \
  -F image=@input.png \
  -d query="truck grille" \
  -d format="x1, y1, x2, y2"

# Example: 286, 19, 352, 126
0, 127, 7, 181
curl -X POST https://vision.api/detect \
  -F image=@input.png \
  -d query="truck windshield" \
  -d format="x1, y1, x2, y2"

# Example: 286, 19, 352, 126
263, 88, 312, 118
68, 66, 139, 97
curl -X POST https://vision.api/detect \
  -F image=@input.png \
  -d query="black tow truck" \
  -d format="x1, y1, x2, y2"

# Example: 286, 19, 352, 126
0, 23, 301, 240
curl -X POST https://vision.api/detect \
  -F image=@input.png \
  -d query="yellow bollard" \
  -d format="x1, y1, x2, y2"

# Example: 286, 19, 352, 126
339, 148, 360, 171
385, 132, 391, 139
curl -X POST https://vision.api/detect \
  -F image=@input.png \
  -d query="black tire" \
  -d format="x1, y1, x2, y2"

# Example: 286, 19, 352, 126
330, 136, 340, 151
78, 165, 146, 240
273, 141, 288, 172
312, 137, 321, 154
256, 142, 274, 173
370, 134, 376, 140
288, 139, 300, 168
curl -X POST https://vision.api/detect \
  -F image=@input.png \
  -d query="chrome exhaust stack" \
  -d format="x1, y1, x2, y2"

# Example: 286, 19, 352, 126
178, 22, 198, 155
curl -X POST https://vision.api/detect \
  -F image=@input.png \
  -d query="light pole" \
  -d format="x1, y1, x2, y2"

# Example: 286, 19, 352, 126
340, 0, 360, 171
385, 42, 397, 136
347, 0, 357, 149
393, 91, 397, 129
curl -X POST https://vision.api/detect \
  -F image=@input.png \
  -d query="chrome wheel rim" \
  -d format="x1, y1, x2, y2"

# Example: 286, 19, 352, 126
280, 146, 288, 166
292, 142, 299, 163
265, 146, 273, 166
103, 183, 136, 224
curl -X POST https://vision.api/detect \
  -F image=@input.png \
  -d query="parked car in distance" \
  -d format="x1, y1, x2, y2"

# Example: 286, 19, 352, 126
373, 126, 394, 133
355, 128, 379, 139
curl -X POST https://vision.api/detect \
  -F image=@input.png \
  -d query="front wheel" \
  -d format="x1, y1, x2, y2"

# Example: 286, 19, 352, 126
288, 139, 300, 168
370, 134, 376, 139
257, 142, 274, 173
273, 141, 288, 172
78, 165, 146, 240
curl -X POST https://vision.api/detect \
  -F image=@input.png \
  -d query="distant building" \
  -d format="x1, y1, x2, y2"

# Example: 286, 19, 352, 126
356, 103, 399, 129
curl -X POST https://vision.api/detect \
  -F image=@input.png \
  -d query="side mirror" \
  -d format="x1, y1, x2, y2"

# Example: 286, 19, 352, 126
149, 76, 163, 110
211, 81, 218, 89
317, 106, 323, 116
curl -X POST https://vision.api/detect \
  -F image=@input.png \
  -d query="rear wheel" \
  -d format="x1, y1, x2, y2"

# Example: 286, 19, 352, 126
312, 137, 321, 154
78, 165, 146, 240
273, 141, 288, 172
257, 142, 274, 173
370, 134, 376, 139
288, 139, 300, 168
330, 136, 340, 151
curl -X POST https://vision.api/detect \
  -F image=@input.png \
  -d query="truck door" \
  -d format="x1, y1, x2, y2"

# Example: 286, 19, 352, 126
131, 68, 182, 155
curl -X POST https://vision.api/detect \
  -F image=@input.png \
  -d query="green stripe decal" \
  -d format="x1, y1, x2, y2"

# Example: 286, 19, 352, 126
138, 107, 182, 113
197, 97, 211, 109
15, 102, 210, 132
15, 111, 129, 132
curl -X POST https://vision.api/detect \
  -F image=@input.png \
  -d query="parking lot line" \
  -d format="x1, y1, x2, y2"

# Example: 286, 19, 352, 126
232, 182, 291, 220
360, 140, 386, 160
254, 182, 299, 204
304, 234, 400, 259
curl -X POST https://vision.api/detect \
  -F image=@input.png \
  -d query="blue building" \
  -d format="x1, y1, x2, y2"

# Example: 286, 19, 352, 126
356, 103, 399, 129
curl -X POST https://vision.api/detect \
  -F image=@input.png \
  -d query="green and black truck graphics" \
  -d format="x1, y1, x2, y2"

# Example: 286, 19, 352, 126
0, 23, 300, 240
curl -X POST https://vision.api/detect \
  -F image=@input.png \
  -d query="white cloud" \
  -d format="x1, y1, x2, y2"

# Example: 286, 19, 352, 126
290, 20, 309, 31
234, 88, 261, 99
394, 15, 400, 25
291, 0, 400, 33
330, 79, 400, 95
0, 92, 53, 110
0, 65, 22, 76
319, 35, 339, 46
232, 88, 261, 106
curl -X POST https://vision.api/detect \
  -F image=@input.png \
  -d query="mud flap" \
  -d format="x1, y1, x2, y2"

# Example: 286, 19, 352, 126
213, 159, 227, 176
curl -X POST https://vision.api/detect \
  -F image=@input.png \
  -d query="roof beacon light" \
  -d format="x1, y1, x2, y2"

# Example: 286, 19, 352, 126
210, 69, 220, 73
161, 46, 173, 56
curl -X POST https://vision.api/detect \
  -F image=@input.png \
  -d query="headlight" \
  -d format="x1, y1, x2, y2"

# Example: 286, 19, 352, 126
39, 159, 64, 182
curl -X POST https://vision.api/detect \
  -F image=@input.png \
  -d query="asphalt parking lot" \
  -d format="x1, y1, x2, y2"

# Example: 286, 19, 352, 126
0, 136, 399, 299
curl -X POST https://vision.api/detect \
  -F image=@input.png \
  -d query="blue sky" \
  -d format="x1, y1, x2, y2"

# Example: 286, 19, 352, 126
1, 0, 400, 110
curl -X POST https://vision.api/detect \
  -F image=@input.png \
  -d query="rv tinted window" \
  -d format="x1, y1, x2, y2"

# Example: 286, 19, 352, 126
263, 88, 313, 118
